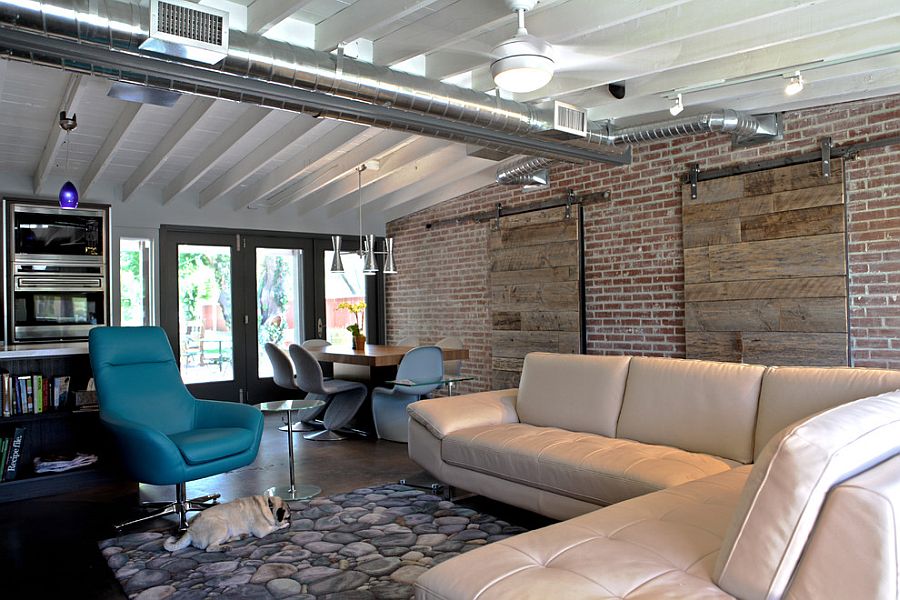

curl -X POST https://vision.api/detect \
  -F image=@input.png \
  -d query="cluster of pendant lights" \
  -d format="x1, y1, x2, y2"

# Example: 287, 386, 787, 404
329, 163, 397, 276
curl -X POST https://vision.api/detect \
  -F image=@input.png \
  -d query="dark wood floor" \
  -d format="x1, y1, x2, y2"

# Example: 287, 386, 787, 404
0, 414, 551, 598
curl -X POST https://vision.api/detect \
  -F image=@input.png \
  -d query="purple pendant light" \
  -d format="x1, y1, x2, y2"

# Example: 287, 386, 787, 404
57, 111, 79, 209
59, 181, 79, 209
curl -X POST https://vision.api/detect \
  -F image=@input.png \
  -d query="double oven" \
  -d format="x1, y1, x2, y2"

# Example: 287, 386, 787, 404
5, 200, 110, 343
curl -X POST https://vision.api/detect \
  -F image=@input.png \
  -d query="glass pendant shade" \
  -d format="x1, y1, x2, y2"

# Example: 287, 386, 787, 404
363, 234, 378, 275
58, 180, 79, 209
382, 237, 397, 274
330, 235, 344, 273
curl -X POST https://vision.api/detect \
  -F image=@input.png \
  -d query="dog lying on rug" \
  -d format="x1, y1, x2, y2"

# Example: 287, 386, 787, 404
164, 495, 291, 553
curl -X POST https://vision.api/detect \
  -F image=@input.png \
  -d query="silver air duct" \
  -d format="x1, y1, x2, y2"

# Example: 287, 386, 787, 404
0, 0, 630, 166
496, 156, 552, 185
595, 110, 772, 145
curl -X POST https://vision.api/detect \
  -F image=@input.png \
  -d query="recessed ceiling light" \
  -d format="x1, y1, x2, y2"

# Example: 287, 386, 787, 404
669, 93, 684, 116
785, 71, 804, 96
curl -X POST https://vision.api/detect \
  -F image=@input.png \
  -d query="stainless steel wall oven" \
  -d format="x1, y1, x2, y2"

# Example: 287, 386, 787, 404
5, 199, 111, 342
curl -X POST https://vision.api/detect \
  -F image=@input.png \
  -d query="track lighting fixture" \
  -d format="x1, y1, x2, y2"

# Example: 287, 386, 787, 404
669, 93, 684, 116
785, 71, 804, 96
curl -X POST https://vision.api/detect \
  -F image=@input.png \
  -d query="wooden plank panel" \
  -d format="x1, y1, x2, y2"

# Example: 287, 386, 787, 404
743, 159, 842, 196
492, 357, 524, 372
492, 370, 522, 390
740, 204, 844, 242
685, 297, 848, 333
684, 219, 741, 249
489, 218, 578, 250
771, 182, 844, 211
685, 276, 847, 302
740, 332, 848, 366
492, 281, 580, 311
707, 234, 846, 282
490, 266, 578, 286
490, 240, 578, 272
492, 312, 521, 331
521, 311, 580, 332
499, 206, 568, 228
683, 185, 843, 227
684, 247, 711, 284
492, 330, 560, 359
558, 332, 580, 354
682, 177, 744, 206
685, 331, 742, 362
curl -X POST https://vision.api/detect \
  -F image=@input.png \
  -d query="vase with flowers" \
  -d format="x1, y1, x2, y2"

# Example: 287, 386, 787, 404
338, 300, 367, 349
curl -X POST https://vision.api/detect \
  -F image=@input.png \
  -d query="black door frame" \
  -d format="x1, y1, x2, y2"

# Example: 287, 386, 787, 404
160, 225, 386, 404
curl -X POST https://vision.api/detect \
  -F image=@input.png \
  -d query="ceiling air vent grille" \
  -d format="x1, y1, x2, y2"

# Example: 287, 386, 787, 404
140, 0, 230, 65
156, 1, 224, 46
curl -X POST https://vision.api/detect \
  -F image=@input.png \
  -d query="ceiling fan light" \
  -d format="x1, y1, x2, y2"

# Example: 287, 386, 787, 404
785, 72, 804, 96
491, 33, 555, 94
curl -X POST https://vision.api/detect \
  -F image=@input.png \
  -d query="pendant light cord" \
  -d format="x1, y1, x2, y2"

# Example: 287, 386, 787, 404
358, 166, 363, 257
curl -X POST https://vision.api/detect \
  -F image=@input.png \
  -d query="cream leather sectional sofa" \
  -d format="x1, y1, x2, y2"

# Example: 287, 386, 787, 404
407, 353, 900, 599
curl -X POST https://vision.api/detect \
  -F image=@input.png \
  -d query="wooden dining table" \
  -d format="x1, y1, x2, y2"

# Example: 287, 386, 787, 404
307, 344, 469, 368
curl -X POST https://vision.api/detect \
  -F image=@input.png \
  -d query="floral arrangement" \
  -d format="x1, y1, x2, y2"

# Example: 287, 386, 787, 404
338, 300, 367, 337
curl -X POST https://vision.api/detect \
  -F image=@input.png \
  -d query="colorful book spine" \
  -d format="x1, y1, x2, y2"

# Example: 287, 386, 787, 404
1, 373, 9, 417
33, 375, 42, 414
0, 437, 8, 481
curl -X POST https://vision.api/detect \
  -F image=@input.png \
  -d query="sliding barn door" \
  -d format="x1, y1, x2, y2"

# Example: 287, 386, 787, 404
683, 160, 848, 366
490, 206, 583, 388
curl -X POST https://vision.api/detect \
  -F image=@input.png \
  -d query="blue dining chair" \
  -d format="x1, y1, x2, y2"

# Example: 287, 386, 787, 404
372, 346, 444, 442
89, 326, 264, 531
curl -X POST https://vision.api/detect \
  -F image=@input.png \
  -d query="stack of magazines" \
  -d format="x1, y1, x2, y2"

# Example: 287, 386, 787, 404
33, 453, 98, 474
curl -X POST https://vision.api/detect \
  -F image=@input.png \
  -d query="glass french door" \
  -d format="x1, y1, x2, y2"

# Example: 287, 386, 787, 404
160, 231, 244, 402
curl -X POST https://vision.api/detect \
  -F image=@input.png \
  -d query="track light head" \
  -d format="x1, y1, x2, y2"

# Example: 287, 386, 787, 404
785, 71, 804, 96
669, 93, 684, 116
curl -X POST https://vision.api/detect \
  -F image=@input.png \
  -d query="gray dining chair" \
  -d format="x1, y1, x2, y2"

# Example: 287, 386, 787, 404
264, 343, 322, 432
372, 346, 443, 443
436, 336, 464, 396
290, 344, 368, 441
396, 336, 419, 346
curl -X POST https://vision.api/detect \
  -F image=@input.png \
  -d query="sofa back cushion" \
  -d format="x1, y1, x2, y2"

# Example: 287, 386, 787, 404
785, 453, 900, 600
714, 389, 900, 600
516, 353, 631, 437
616, 357, 765, 464
755, 365, 900, 459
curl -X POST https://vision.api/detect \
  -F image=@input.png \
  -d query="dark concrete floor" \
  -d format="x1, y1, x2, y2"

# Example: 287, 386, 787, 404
0, 414, 551, 599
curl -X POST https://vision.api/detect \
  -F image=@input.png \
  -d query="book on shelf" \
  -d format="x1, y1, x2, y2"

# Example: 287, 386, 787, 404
0, 371, 78, 417
3, 426, 25, 481
0, 437, 8, 480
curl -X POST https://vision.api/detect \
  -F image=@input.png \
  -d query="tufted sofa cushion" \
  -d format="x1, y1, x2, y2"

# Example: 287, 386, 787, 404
442, 423, 734, 506
415, 466, 750, 600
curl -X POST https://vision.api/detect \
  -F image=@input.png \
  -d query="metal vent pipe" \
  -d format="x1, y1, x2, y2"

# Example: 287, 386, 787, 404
595, 110, 763, 145
496, 156, 553, 185
0, 0, 630, 165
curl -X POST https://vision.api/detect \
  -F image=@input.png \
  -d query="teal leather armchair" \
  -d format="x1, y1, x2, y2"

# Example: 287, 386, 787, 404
89, 326, 263, 530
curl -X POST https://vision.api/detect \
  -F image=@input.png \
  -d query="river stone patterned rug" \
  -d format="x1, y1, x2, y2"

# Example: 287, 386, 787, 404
100, 484, 528, 600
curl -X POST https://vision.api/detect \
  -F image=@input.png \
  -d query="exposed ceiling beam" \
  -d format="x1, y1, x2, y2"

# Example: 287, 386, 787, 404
163, 106, 271, 204
424, 0, 690, 81
33, 73, 89, 194
580, 18, 900, 120
298, 137, 449, 217
325, 144, 491, 218
373, 0, 518, 66
81, 102, 143, 198
240, 122, 369, 209
383, 163, 497, 222
265, 130, 415, 211
122, 97, 215, 202
247, 0, 315, 35
507, 0, 900, 102
315, 0, 443, 52
198, 114, 320, 207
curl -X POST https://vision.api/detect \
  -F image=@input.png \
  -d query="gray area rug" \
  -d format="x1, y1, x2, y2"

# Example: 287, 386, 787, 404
100, 484, 528, 600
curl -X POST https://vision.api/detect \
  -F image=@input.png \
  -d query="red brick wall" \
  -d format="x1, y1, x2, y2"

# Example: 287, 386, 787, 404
386, 95, 900, 391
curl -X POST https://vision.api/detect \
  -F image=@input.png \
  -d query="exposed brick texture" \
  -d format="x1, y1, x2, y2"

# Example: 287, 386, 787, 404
386, 95, 900, 391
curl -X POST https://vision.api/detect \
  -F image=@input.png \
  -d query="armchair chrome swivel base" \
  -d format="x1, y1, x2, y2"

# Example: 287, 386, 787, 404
116, 482, 220, 533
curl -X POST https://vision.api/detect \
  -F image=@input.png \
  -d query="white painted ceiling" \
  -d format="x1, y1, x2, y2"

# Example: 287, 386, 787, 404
0, 0, 899, 228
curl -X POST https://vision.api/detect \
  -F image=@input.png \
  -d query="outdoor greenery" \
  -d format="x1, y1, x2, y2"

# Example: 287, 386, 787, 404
120, 247, 143, 326
257, 254, 289, 346
178, 249, 231, 328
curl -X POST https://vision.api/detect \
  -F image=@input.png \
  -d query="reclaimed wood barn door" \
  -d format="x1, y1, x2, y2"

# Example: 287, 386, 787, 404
683, 160, 848, 366
490, 206, 583, 388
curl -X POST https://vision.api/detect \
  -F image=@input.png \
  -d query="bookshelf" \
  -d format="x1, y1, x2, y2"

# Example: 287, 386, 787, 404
0, 344, 122, 503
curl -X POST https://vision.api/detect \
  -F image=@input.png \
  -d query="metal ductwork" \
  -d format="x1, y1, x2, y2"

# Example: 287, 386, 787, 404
496, 156, 552, 185
595, 110, 780, 145
0, 0, 631, 166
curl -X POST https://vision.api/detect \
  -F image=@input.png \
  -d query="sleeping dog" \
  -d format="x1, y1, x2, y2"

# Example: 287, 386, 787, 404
164, 495, 291, 552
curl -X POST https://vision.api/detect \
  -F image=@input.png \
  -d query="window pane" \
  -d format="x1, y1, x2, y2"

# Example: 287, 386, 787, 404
324, 251, 367, 346
120, 238, 151, 327
256, 247, 304, 378
177, 244, 233, 384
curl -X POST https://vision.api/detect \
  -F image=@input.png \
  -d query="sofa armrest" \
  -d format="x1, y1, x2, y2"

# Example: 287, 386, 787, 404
407, 388, 519, 439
